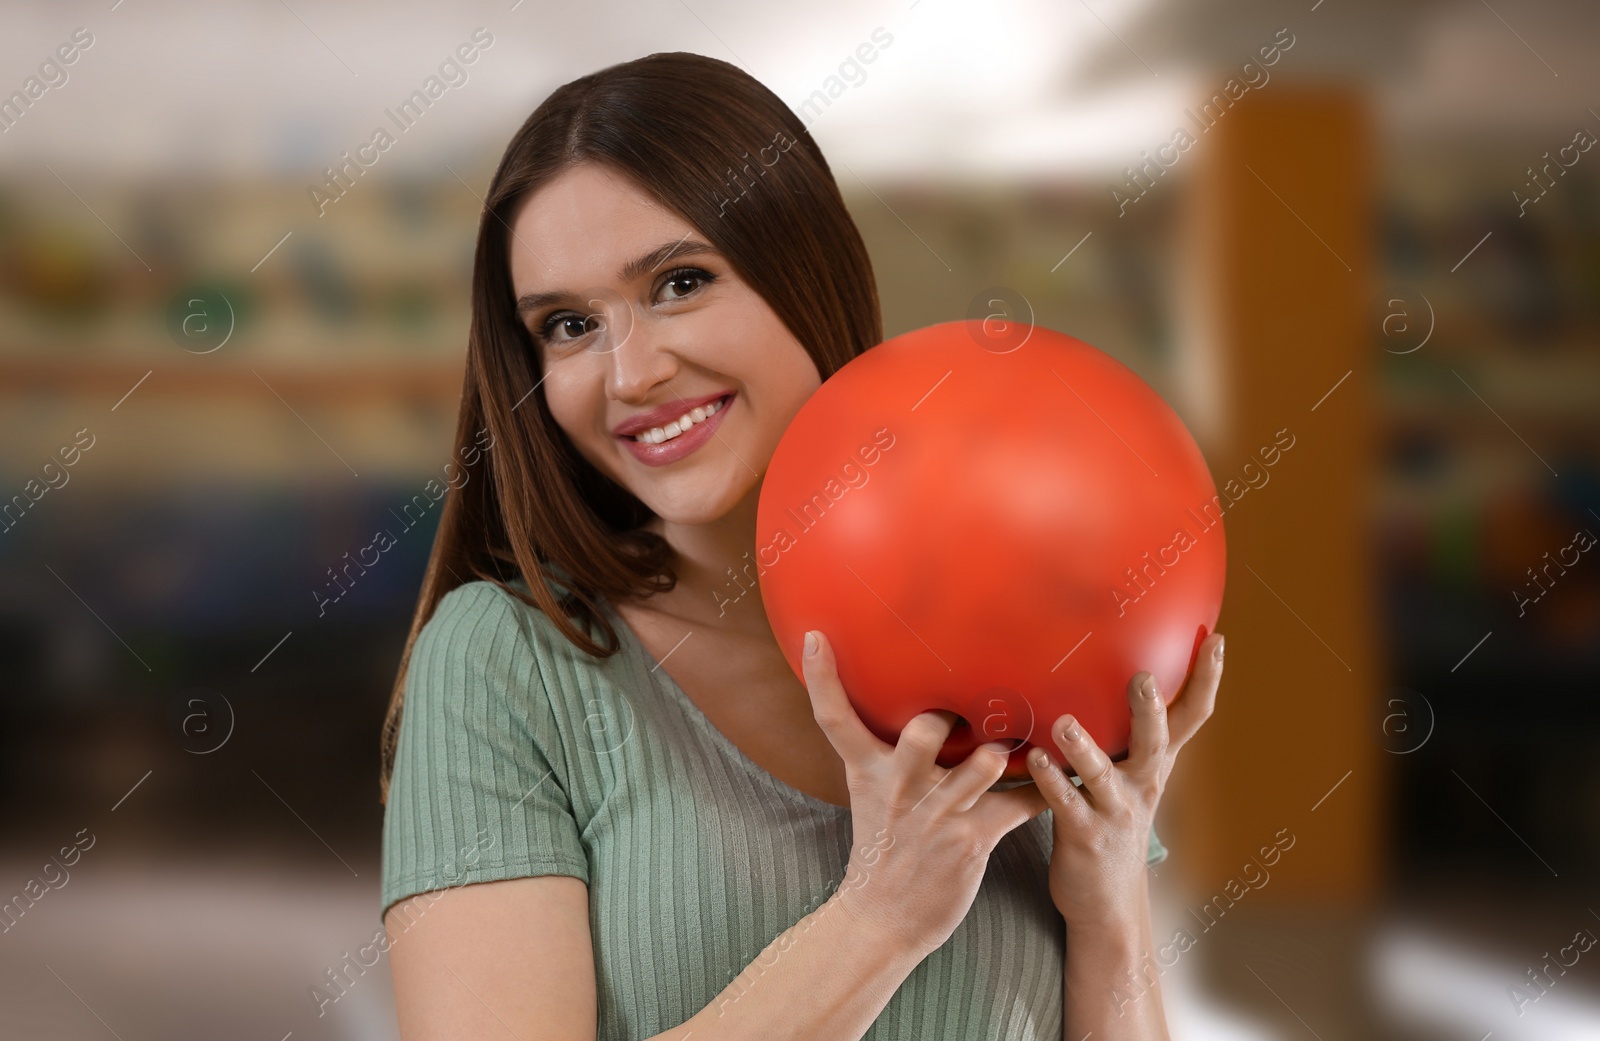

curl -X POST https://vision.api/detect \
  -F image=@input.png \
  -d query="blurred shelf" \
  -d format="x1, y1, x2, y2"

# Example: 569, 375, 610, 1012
0, 356, 467, 403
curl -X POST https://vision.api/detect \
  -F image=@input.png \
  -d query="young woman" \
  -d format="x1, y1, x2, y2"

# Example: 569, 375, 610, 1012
377, 51, 1223, 1041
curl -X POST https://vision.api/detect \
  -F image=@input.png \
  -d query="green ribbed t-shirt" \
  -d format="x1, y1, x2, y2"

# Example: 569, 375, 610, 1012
380, 576, 1167, 1040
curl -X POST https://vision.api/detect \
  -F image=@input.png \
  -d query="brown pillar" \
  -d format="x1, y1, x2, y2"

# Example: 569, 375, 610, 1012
1165, 85, 1386, 905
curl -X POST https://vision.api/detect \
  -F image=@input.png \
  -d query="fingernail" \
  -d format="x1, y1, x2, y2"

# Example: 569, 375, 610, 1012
1213, 635, 1225, 662
1141, 675, 1158, 699
1029, 748, 1049, 769
804, 631, 818, 657
1061, 717, 1081, 741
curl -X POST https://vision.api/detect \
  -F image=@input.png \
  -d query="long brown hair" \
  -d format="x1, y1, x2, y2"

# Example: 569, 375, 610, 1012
378, 51, 883, 802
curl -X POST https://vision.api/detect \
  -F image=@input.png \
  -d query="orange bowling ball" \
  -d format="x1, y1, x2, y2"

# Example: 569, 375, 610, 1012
756, 320, 1226, 780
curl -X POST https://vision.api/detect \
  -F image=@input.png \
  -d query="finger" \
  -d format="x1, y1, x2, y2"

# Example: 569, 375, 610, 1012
891, 708, 960, 775
1024, 746, 1093, 826
944, 740, 1017, 812
800, 630, 889, 763
970, 778, 1050, 836
1031, 753, 1156, 876
1048, 714, 1121, 807
1125, 672, 1170, 777
1167, 632, 1224, 751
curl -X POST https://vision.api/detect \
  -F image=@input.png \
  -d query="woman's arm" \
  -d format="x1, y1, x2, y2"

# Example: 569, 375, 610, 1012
1061, 875, 1168, 1040
387, 876, 597, 1039
1028, 632, 1225, 1041
662, 881, 930, 1040
386, 871, 930, 1041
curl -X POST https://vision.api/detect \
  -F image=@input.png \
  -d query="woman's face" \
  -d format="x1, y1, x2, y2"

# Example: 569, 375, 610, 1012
508, 163, 822, 528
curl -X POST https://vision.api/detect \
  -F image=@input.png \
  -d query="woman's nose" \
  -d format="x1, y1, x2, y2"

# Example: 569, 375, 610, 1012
603, 307, 679, 402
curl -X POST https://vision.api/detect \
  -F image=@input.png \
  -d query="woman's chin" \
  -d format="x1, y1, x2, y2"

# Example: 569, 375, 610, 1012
637, 492, 743, 530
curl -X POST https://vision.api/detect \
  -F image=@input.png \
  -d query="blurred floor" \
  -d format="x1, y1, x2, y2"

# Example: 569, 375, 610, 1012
0, 851, 394, 1041
1, 849, 1281, 1041
12, 849, 1599, 1039
1156, 887, 1600, 1041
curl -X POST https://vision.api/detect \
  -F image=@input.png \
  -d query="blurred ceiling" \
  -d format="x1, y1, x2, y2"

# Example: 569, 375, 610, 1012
1063, 0, 1600, 140
0, 0, 1592, 180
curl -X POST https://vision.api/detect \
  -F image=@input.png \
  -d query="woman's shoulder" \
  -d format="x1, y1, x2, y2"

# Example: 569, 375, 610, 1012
426, 578, 540, 642
421, 570, 616, 682
384, 574, 602, 912
404, 574, 631, 764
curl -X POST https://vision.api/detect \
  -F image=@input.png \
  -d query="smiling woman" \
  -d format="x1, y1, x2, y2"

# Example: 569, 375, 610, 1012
376, 49, 1191, 1041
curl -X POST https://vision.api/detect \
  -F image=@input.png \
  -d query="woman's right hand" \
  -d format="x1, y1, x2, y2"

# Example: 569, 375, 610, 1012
800, 629, 1050, 957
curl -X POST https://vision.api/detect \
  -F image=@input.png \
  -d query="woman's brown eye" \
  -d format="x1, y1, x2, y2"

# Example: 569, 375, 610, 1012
541, 313, 594, 342
661, 268, 713, 300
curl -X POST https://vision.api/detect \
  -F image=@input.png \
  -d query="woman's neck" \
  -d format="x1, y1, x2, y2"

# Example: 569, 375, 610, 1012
643, 489, 774, 637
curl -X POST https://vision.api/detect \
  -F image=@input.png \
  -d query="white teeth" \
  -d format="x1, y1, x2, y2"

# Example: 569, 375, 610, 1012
633, 396, 724, 444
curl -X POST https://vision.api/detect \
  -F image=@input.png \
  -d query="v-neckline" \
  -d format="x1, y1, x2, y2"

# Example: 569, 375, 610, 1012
599, 599, 852, 816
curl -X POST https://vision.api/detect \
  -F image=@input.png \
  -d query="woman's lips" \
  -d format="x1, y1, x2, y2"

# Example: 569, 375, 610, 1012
618, 393, 734, 467
611, 389, 731, 438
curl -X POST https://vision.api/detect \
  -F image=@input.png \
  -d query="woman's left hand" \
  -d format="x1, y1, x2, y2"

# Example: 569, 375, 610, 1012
1026, 632, 1225, 928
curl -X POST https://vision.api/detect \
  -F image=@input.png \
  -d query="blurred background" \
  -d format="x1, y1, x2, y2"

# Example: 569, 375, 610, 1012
2, 0, 1598, 1037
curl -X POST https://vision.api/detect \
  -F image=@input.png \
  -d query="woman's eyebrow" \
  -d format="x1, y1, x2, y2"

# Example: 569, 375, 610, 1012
515, 239, 721, 315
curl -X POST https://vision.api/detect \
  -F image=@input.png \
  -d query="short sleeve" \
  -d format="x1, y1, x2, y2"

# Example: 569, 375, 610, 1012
380, 582, 589, 919
1145, 825, 1168, 867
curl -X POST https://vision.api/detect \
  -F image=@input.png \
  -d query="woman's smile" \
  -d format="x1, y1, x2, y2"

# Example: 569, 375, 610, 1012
617, 391, 736, 467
